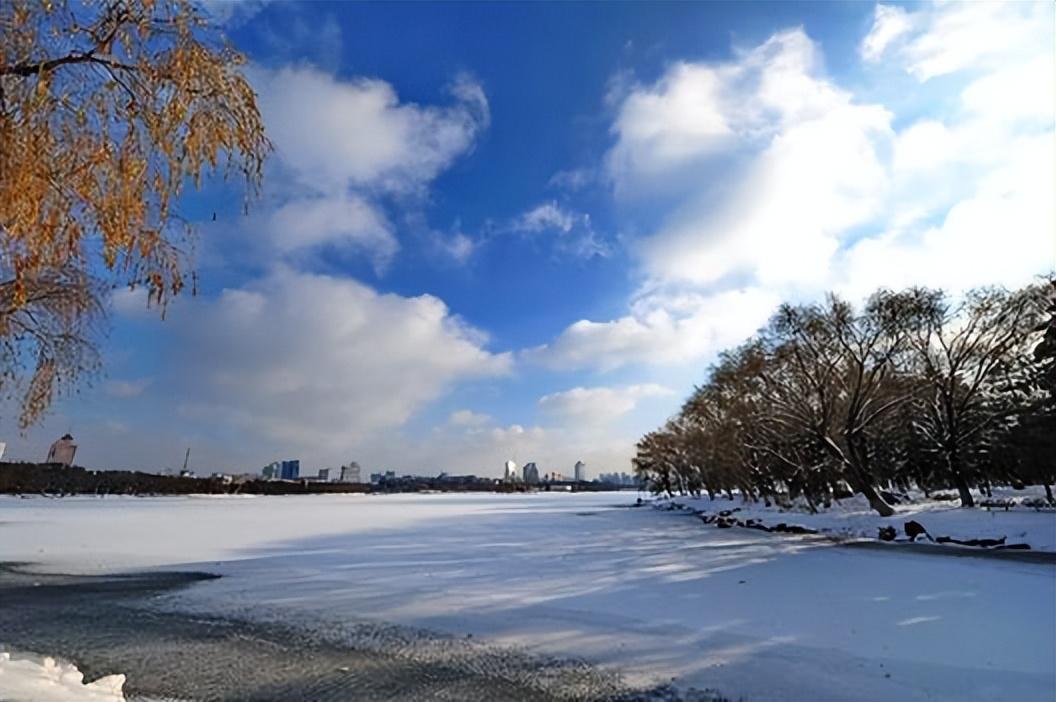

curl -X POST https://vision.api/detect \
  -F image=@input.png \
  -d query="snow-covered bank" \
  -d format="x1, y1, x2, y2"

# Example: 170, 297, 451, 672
1, 492, 1053, 701
659, 486, 1056, 553
0, 651, 125, 702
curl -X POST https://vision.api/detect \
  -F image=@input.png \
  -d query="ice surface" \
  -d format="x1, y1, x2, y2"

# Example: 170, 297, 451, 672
1, 491, 1053, 701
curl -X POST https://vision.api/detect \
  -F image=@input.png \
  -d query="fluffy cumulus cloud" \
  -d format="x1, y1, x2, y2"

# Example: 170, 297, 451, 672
862, 1, 1052, 81
837, 0, 1055, 297
157, 269, 510, 462
267, 194, 398, 272
613, 29, 893, 288
540, 2, 1053, 374
529, 287, 778, 371
538, 384, 674, 424
246, 66, 489, 267
253, 67, 488, 196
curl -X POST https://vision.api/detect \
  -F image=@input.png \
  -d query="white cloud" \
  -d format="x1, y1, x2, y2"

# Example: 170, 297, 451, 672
267, 194, 398, 272
448, 409, 493, 428
104, 378, 151, 399
507, 202, 610, 259
607, 30, 859, 190
538, 384, 674, 424
616, 29, 892, 288
528, 288, 778, 371
548, 168, 594, 191
195, 0, 272, 26
253, 66, 488, 196
860, 4, 913, 62
863, 2, 1052, 81
607, 61, 734, 180
156, 269, 510, 459
435, 231, 477, 263
511, 202, 578, 233
834, 132, 1055, 299
242, 66, 489, 270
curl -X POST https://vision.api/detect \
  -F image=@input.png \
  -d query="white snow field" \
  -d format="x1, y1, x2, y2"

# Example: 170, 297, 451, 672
1, 491, 1054, 701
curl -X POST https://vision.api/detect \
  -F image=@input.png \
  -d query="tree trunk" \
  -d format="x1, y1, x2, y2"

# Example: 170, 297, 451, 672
843, 466, 895, 516
858, 480, 896, 517
804, 490, 819, 514
946, 449, 974, 507
1044, 483, 1053, 504
953, 472, 975, 508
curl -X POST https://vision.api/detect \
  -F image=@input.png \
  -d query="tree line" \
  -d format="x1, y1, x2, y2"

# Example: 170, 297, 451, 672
633, 280, 1056, 516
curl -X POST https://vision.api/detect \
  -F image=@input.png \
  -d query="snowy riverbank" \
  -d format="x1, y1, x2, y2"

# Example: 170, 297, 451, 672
656, 485, 1056, 553
1, 492, 1053, 701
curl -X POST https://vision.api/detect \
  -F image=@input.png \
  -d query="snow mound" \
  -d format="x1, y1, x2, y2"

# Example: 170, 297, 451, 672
0, 651, 125, 702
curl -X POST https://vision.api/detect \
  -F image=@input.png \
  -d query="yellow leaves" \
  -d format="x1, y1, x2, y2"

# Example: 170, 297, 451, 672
1, 0, 269, 330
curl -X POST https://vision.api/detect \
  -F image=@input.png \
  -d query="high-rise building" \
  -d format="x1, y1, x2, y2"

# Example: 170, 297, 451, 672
46, 434, 77, 467
340, 462, 361, 483
522, 462, 539, 485
280, 459, 300, 480
574, 461, 587, 482
317, 468, 330, 482
262, 461, 281, 480
504, 460, 519, 482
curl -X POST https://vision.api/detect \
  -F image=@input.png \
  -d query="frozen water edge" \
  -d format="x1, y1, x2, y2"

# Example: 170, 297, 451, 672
0, 565, 682, 701
1, 491, 1053, 701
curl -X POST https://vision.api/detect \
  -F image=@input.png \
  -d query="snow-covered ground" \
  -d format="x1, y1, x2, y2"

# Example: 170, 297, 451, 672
663, 486, 1056, 552
0, 651, 125, 702
1, 491, 1054, 701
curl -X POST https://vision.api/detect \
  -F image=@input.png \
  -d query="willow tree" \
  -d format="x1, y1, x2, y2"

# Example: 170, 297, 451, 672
0, 0, 270, 426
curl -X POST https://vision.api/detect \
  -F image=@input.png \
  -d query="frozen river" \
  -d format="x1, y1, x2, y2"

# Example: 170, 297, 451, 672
1, 492, 1053, 701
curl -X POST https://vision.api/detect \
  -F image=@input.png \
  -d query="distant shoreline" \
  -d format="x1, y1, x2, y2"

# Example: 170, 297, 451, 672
0, 462, 637, 497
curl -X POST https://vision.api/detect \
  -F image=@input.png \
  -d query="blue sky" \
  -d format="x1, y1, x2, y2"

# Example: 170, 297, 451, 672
3, 1, 1053, 477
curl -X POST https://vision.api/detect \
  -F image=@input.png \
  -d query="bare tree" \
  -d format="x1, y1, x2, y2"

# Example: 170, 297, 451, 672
909, 285, 1048, 506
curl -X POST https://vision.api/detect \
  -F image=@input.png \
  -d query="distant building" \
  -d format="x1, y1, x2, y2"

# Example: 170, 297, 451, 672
522, 462, 539, 485
574, 461, 587, 482
280, 459, 300, 480
46, 434, 77, 466
317, 468, 330, 482
598, 471, 639, 487
504, 460, 519, 482
262, 461, 281, 480
0, 441, 6, 461
340, 462, 361, 483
